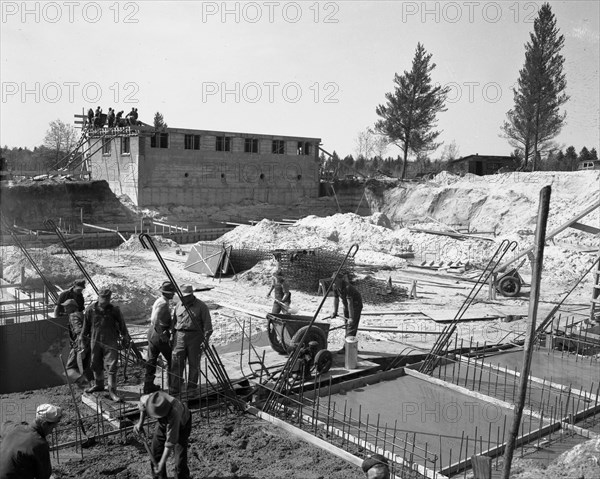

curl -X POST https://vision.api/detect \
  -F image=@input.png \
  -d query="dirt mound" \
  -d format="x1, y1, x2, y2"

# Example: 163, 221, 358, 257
117, 234, 179, 252
2, 247, 90, 290
511, 437, 600, 479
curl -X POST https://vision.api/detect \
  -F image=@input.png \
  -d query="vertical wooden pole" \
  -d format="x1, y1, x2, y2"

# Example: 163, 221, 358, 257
502, 185, 551, 479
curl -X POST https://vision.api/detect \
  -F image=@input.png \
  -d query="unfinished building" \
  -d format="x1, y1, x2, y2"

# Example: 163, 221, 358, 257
87, 125, 322, 207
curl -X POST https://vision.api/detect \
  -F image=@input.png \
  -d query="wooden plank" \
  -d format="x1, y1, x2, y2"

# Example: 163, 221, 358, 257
358, 327, 443, 334
247, 406, 368, 472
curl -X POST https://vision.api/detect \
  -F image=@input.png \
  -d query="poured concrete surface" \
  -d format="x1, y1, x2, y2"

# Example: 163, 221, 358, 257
483, 349, 598, 393
328, 374, 541, 470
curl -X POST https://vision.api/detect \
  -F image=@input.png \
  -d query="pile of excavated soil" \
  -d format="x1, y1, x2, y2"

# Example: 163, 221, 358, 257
2, 247, 92, 290
371, 170, 600, 238
510, 437, 600, 479
215, 213, 410, 268
117, 234, 179, 252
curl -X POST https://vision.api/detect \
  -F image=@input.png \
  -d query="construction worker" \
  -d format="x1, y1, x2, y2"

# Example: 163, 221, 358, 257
134, 391, 192, 479
80, 288, 131, 401
0, 403, 63, 479
171, 284, 212, 395
144, 281, 176, 394
107, 108, 116, 128
362, 454, 390, 479
331, 274, 363, 354
62, 299, 91, 381
53, 279, 85, 317
266, 270, 291, 314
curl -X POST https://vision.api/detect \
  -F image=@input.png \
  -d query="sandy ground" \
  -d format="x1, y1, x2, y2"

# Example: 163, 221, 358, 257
2, 171, 599, 477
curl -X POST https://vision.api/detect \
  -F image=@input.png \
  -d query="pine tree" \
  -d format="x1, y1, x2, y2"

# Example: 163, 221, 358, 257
153, 112, 168, 128
579, 146, 591, 163
590, 148, 598, 161
375, 43, 449, 179
564, 146, 578, 171
501, 3, 568, 170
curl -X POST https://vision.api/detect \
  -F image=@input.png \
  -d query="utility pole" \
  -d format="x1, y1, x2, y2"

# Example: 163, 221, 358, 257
501, 185, 551, 479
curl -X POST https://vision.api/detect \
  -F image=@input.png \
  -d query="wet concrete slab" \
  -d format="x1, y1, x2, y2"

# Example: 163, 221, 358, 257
482, 349, 598, 393
327, 374, 543, 473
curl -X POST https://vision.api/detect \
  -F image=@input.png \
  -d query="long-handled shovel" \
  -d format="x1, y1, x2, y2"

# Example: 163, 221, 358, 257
60, 354, 96, 448
139, 430, 159, 477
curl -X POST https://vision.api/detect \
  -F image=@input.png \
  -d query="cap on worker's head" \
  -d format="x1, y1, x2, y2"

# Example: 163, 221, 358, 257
98, 288, 112, 298
361, 454, 389, 473
160, 281, 175, 294
73, 280, 86, 290
146, 391, 172, 418
180, 284, 194, 296
61, 299, 78, 309
36, 404, 63, 423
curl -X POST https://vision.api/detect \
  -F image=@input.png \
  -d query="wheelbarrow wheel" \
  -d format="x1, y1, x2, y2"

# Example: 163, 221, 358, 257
289, 326, 327, 354
498, 275, 521, 297
314, 349, 333, 375
268, 321, 287, 355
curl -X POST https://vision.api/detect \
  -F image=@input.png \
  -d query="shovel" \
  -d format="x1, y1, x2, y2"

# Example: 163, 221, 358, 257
139, 430, 159, 477
60, 354, 96, 448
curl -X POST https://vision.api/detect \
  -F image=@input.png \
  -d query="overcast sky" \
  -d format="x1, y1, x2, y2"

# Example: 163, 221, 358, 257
1, 1, 598, 159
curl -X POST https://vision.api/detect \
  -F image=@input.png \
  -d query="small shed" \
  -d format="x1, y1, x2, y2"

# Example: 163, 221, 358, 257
449, 154, 516, 176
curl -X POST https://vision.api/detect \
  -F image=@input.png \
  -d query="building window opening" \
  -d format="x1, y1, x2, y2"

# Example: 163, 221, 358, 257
244, 138, 259, 153
272, 140, 285, 155
121, 137, 130, 154
102, 138, 111, 155
184, 134, 201, 150
216, 136, 231, 152
151, 133, 169, 149
297, 141, 311, 156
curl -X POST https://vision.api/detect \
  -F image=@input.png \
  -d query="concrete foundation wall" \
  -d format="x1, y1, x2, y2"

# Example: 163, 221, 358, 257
0, 317, 70, 393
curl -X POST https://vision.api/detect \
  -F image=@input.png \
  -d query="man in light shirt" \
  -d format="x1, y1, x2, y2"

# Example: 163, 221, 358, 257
144, 281, 176, 394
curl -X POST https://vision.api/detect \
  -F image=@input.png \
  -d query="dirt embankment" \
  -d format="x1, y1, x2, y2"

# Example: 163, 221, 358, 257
1, 179, 137, 230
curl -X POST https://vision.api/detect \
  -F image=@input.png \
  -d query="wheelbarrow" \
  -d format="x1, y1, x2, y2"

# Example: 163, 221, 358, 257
266, 313, 333, 375
496, 257, 527, 297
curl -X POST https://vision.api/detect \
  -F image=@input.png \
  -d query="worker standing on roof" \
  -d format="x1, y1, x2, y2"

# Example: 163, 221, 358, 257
331, 274, 363, 354
266, 269, 291, 314
134, 391, 192, 479
144, 282, 176, 394
171, 285, 212, 396
53, 279, 85, 317
80, 288, 131, 402
0, 404, 63, 479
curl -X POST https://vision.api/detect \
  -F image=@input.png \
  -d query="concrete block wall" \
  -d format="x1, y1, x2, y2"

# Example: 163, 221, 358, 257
90, 126, 321, 207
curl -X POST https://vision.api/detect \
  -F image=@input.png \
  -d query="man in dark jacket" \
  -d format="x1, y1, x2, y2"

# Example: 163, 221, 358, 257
171, 284, 213, 395
80, 288, 131, 401
144, 282, 176, 394
134, 391, 192, 479
53, 280, 85, 317
332, 274, 363, 353
62, 299, 91, 381
0, 403, 62, 479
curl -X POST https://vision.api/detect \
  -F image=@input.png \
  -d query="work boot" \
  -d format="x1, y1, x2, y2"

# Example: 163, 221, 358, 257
143, 382, 161, 394
107, 375, 122, 402
85, 380, 105, 394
